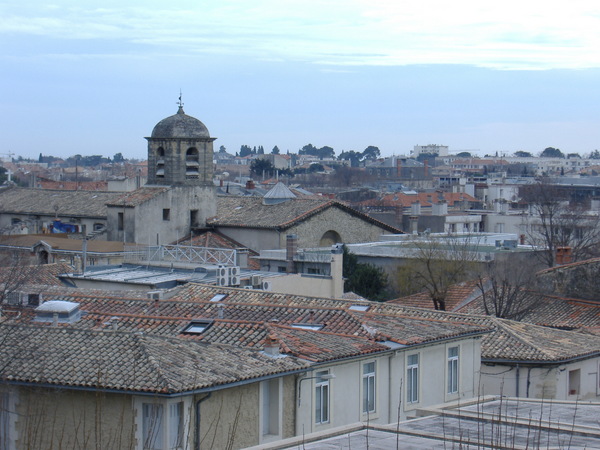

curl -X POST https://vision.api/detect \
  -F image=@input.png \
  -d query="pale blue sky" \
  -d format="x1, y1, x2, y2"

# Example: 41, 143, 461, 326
2, 1, 600, 159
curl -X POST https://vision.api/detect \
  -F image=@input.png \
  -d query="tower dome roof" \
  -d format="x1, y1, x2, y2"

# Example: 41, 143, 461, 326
151, 106, 210, 139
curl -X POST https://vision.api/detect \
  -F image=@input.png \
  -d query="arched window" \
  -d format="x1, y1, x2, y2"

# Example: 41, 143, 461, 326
156, 147, 165, 178
319, 230, 342, 247
186, 147, 199, 178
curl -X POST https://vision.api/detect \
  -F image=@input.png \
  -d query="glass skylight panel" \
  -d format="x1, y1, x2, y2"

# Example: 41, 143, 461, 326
209, 294, 228, 302
349, 305, 370, 312
291, 323, 323, 331
182, 320, 212, 334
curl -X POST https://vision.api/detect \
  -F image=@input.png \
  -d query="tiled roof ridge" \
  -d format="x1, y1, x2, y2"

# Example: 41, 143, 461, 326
536, 257, 600, 274
267, 321, 378, 342
277, 200, 335, 229
486, 317, 554, 358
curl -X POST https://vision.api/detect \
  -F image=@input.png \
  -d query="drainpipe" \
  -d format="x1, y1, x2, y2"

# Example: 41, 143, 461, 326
515, 364, 520, 397
195, 393, 212, 450
526, 368, 532, 398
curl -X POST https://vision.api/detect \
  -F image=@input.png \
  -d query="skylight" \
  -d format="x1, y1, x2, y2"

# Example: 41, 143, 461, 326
349, 304, 370, 312
292, 323, 323, 331
209, 294, 228, 303
182, 320, 213, 334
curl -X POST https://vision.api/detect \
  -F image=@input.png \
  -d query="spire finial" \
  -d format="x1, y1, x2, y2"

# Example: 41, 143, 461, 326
177, 90, 184, 114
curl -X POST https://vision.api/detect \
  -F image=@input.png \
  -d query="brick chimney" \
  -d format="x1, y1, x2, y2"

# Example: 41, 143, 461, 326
246, 179, 255, 189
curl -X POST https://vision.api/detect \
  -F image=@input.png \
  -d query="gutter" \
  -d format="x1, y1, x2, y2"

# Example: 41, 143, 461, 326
482, 350, 600, 366
4, 366, 310, 398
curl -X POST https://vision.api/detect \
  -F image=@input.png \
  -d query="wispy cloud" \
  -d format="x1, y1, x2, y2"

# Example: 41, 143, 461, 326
2, 1, 600, 69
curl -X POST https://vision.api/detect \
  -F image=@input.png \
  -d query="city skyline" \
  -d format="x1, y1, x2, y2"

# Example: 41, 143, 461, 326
2, 1, 600, 159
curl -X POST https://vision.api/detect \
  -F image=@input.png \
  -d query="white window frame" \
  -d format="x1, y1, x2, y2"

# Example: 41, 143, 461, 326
315, 370, 330, 425
406, 354, 419, 404
447, 346, 460, 395
259, 378, 283, 443
135, 396, 191, 450
362, 361, 376, 414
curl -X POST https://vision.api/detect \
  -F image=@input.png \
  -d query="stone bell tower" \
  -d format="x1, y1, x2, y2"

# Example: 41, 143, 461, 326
146, 101, 215, 186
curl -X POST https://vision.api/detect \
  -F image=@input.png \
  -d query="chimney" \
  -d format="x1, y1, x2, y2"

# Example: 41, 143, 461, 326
395, 206, 403, 229
246, 179, 255, 190
220, 178, 224, 187
264, 335, 280, 357
286, 234, 298, 273
556, 247, 572, 265
424, 160, 429, 177
410, 201, 421, 215
409, 216, 419, 234
396, 158, 402, 177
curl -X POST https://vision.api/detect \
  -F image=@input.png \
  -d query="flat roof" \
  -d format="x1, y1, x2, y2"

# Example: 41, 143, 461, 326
250, 397, 600, 449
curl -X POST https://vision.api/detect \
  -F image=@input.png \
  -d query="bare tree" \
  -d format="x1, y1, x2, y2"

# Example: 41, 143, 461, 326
520, 180, 600, 267
475, 258, 543, 320
397, 235, 479, 310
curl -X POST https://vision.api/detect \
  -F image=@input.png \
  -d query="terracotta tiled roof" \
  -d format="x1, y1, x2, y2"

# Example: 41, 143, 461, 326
457, 292, 600, 331
0, 187, 122, 217
0, 235, 124, 253
388, 280, 483, 311
106, 186, 169, 207
0, 262, 72, 287
209, 196, 401, 232
178, 230, 260, 270
480, 317, 600, 362
0, 324, 309, 394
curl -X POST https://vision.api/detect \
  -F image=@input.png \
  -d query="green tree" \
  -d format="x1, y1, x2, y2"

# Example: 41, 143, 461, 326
250, 158, 276, 178
343, 246, 388, 301
271, 146, 280, 155
456, 151, 472, 158
113, 152, 125, 163
338, 150, 362, 167
299, 143, 318, 156
219, 145, 227, 153
514, 151, 533, 158
239, 145, 253, 157
362, 146, 380, 161
589, 150, 600, 159
540, 147, 564, 158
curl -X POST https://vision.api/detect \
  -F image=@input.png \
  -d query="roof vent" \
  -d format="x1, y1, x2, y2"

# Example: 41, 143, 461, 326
34, 300, 82, 325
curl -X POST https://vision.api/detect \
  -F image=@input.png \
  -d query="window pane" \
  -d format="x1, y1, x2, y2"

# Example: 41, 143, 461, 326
368, 377, 375, 412
143, 403, 164, 450
322, 385, 329, 422
448, 347, 459, 358
169, 402, 183, 449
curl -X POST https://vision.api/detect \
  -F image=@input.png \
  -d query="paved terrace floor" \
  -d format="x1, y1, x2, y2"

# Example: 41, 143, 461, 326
250, 397, 600, 449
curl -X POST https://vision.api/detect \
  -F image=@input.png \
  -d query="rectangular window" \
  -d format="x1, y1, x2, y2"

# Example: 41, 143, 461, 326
315, 371, 330, 424
141, 401, 184, 450
362, 362, 376, 413
142, 403, 164, 449
117, 212, 124, 231
407, 354, 419, 403
568, 369, 581, 396
162, 209, 171, 221
261, 379, 281, 439
447, 346, 459, 394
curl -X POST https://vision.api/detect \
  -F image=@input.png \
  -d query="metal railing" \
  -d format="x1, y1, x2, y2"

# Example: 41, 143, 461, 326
124, 244, 236, 265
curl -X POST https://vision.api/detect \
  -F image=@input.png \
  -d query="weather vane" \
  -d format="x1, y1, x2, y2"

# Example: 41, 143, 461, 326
178, 90, 184, 108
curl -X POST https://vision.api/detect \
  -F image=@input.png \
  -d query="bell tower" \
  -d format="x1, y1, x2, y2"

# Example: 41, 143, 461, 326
146, 99, 215, 186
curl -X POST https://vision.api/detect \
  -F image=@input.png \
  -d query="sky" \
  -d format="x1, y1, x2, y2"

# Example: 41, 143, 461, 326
2, 0, 600, 160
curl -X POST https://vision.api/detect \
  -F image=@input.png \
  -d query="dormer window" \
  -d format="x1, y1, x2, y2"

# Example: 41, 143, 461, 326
34, 300, 82, 324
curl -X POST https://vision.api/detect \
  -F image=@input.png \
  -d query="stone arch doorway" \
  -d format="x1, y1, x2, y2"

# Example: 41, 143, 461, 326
319, 230, 342, 247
